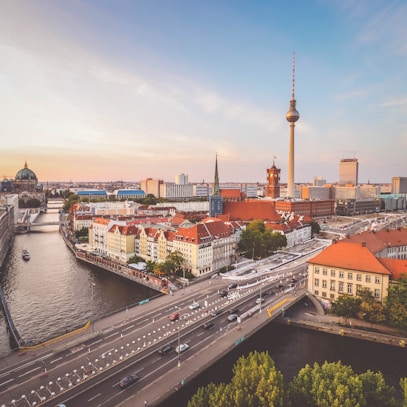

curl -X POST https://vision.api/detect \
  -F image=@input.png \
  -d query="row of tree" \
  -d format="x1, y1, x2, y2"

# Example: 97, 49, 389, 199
331, 279, 407, 329
188, 351, 405, 407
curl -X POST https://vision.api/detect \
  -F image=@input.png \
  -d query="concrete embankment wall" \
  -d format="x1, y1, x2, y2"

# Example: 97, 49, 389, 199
277, 317, 407, 349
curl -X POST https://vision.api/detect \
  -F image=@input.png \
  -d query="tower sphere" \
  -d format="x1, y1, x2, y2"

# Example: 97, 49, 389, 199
286, 100, 300, 123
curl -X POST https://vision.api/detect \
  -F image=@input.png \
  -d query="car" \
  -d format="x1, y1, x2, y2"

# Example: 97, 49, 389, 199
277, 284, 284, 290
288, 283, 296, 288
202, 321, 214, 329
189, 302, 200, 310
256, 297, 265, 304
228, 282, 237, 289
219, 289, 228, 298
158, 344, 174, 355
175, 343, 190, 354
169, 311, 180, 321
210, 309, 223, 317
229, 308, 239, 314
119, 373, 139, 389
227, 313, 238, 322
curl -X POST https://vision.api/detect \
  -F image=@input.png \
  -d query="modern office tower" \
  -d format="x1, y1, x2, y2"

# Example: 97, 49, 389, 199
286, 53, 300, 198
339, 158, 359, 185
175, 173, 188, 185
391, 177, 407, 194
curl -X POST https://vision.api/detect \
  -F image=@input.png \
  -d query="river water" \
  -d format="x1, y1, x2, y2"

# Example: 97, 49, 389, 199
0, 203, 157, 355
1, 203, 406, 404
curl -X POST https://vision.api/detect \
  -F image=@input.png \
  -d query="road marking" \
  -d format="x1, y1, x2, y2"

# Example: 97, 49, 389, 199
18, 366, 41, 377
50, 357, 63, 364
88, 392, 101, 402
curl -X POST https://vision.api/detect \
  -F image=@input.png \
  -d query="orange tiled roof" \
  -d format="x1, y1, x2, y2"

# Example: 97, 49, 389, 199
222, 201, 280, 222
379, 258, 407, 280
176, 218, 231, 244
343, 228, 407, 253
308, 241, 391, 275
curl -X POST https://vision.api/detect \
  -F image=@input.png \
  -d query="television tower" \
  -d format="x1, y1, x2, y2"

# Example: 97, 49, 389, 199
285, 53, 300, 198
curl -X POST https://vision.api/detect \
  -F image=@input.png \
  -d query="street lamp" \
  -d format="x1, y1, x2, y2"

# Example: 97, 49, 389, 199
174, 306, 181, 368
91, 282, 96, 331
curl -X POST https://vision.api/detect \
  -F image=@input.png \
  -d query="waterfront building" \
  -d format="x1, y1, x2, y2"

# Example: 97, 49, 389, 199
136, 224, 174, 263
172, 217, 237, 277
108, 224, 138, 263
307, 228, 407, 306
0, 200, 15, 267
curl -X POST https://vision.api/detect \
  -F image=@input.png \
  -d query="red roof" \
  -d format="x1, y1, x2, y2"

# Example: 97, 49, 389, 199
308, 241, 391, 275
222, 201, 280, 222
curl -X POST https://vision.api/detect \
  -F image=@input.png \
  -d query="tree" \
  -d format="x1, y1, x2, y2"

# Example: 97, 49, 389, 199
288, 361, 397, 407
385, 276, 407, 329
330, 295, 361, 324
187, 351, 286, 407
357, 288, 386, 325
238, 220, 287, 259
310, 220, 321, 236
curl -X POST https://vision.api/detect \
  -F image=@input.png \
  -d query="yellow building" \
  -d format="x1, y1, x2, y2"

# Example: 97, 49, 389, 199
307, 228, 407, 306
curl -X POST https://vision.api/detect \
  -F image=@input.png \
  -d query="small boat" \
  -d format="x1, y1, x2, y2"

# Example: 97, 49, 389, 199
22, 249, 30, 261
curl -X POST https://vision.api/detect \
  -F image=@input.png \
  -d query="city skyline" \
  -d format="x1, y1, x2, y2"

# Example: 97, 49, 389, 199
1, 1, 406, 184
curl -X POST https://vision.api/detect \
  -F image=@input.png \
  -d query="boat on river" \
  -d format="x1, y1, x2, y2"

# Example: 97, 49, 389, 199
22, 249, 30, 261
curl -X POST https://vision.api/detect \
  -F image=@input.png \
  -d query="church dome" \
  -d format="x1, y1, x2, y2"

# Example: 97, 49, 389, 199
15, 161, 37, 181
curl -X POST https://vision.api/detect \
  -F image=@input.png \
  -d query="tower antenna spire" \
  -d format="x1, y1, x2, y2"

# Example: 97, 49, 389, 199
291, 52, 296, 100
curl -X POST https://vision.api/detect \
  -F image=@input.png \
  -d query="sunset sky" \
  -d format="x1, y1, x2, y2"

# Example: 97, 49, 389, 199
1, 1, 406, 184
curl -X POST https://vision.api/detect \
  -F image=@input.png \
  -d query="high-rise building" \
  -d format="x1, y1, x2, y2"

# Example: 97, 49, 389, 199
391, 177, 407, 194
339, 158, 358, 185
286, 53, 300, 198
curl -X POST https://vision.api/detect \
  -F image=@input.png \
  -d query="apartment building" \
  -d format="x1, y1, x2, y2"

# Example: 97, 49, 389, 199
307, 228, 407, 306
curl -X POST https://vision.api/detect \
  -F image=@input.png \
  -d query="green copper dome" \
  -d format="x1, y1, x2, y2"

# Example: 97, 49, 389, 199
15, 161, 37, 181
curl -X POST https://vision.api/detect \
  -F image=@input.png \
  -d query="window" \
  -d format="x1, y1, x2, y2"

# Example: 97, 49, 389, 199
339, 282, 344, 293
348, 272, 353, 280
330, 281, 335, 291
322, 280, 327, 288
347, 283, 352, 295
330, 293, 335, 300
323, 268, 327, 276
322, 291, 327, 298
315, 267, 319, 274
314, 278, 319, 287
314, 290, 319, 295
339, 271, 344, 278
366, 275, 371, 283
374, 289, 380, 298
375, 276, 380, 284
330, 269, 336, 277
356, 274, 362, 281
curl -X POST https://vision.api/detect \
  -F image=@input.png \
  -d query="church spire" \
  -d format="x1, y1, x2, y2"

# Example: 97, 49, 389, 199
213, 153, 220, 196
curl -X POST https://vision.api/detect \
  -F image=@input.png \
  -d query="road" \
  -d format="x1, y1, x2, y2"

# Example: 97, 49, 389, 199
0, 256, 309, 407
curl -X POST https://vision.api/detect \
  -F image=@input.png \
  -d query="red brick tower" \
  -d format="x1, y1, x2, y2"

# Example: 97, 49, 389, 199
266, 160, 280, 198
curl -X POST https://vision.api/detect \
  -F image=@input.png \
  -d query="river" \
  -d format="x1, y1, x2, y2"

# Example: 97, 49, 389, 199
1, 203, 406, 405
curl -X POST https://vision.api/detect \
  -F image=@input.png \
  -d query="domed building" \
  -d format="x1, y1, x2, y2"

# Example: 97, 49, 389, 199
13, 161, 45, 208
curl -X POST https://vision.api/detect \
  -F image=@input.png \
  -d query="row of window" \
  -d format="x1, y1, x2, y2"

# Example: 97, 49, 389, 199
314, 267, 381, 283
314, 287, 381, 299
313, 280, 381, 298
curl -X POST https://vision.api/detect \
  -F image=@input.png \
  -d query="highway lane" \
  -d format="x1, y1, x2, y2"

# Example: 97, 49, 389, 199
0, 261, 308, 406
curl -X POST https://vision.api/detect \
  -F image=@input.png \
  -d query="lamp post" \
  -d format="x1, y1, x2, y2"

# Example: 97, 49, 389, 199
252, 243, 255, 261
91, 282, 96, 332
174, 306, 181, 368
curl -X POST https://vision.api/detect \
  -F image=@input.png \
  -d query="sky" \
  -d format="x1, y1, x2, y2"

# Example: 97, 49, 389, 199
1, 1, 406, 184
